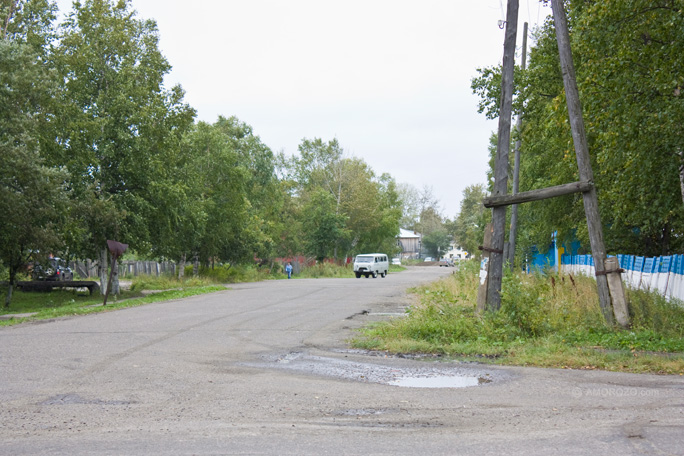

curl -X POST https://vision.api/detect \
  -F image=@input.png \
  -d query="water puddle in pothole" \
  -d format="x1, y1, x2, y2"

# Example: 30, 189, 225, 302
251, 352, 500, 388
389, 375, 486, 388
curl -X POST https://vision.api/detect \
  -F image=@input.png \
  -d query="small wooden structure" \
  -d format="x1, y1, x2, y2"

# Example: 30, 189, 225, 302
397, 229, 422, 259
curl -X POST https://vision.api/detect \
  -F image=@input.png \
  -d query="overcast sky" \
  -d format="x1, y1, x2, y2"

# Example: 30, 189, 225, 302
57, 0, 551, 218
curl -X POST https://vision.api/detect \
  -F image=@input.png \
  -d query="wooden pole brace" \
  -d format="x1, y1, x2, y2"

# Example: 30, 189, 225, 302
595, 268, 625, 276
483, 181, 593, 208
479, 246, 504, 254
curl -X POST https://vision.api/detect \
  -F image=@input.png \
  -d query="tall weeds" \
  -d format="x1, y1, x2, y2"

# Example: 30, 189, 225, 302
353, 260, 684, 373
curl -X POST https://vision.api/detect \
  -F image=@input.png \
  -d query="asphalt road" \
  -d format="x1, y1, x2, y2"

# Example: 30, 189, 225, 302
1, 266, 682, 455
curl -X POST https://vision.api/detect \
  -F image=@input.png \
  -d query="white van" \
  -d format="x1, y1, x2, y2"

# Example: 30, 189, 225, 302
353, 253, 389, 278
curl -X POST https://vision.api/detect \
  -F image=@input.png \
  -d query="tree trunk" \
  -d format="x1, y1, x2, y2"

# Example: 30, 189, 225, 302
678, 150, 684, 207
333, 180, 342, 261
178, 253, 186, 280
1, 1, 18, 39
111, 257, 120, 296
193, 253, 199, 277
4, 283, 12, 308
99, 247, 108, 296
4, 265, 16, 308
661, 223, 671, 256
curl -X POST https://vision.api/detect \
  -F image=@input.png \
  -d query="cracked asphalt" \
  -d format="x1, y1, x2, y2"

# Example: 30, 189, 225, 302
0, 266, 682, 455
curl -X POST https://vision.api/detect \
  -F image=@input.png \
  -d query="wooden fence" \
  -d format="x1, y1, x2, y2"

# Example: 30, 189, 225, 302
70, 260, 177, 279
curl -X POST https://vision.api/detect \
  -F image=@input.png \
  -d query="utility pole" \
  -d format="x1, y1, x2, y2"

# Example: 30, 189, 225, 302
507, 21, 528, 270
551, 0, 613, 324
481, 1, 625, 326
486, 0, 519, 311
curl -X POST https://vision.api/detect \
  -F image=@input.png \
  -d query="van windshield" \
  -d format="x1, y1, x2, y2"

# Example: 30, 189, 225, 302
356, 256, 374, 263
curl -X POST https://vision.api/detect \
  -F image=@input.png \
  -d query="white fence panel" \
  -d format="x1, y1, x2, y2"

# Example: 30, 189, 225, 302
653, 256, 673, 297
561, 254, 684, 303
639, 258, 657, 292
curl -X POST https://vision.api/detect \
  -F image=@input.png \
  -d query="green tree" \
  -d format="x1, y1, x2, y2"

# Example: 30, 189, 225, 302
573, 0, 684, 254
286, 138, 401, 260
396, 183, 421, 229
337, 159, 396, 256
366, 173, 403, 256
422, 230, 451, 260
0, 137, 68, 307
453, 184, 489, 258
301, 189, 347, 261
472, 0, 684, 256
213, 116, 279, 262
416, 206, 444, 237
0, 0, 68, 306
50, 0, 195, 289
181, 122, 251, 267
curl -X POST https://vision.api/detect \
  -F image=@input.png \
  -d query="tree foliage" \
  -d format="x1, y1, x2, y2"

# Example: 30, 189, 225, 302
422, 230, 451, 259
451, 184, 489, 258
472, 0, 684, 258
49, 0, 196, 260
0, 0, 68, 306
0, 0, 407, 306
284, 138, 402, 260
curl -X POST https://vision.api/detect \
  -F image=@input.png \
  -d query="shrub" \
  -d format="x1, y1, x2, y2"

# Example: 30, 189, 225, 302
297, 262, 354, 279
352, 259, 684, 372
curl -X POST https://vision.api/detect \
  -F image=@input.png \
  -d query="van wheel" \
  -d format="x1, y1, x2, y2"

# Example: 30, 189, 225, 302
355, 272, 361, 278
372, 271, 378, 278
381, 271, 386, 277
364, 273, 369, 278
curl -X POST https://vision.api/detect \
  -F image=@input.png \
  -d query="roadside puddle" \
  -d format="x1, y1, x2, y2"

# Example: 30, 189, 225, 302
389, 375, 489, 388
253, 352, 498, 389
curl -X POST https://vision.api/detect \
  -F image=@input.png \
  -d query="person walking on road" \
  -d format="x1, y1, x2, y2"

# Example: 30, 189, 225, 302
285, 262, 293, 279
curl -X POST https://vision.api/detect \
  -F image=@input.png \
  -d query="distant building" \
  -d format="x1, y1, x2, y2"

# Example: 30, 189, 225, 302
396, 228, 422, 259
444, 241, 469, 261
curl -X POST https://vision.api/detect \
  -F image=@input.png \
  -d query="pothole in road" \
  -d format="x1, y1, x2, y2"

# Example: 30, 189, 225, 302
254, 352, 497, 389
389, 375, 491, 388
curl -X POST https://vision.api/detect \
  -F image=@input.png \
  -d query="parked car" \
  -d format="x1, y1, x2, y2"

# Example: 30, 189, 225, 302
32, 257, 74, 281
353, 253, 389, 278
424, 257, 433, 262
391, 258, 402, 266
438, 259, 453, 267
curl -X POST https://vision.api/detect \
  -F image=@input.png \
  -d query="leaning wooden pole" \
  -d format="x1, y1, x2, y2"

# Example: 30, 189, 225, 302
551, 0, 614, 324
508, 21, 528, 270
103, 255, 116, 307
486, 0, 519, 312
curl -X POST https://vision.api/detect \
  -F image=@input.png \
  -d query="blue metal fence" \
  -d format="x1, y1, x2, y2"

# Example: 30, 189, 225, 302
560, 254, 684, 302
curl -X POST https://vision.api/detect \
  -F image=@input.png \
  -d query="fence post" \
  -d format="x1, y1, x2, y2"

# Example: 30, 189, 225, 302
476, 224, 493, 315
604, 257, 629, 328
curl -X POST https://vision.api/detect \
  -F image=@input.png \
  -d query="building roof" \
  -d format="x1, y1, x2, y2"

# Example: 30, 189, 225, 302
398, 228, 421, 239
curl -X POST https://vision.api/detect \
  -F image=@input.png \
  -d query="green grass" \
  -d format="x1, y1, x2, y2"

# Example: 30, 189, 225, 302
279, 262, 405, 279
0, 283, 226, 326
352, 260, 684, 374
0, 260, 408, 326
296, 262, 356, 278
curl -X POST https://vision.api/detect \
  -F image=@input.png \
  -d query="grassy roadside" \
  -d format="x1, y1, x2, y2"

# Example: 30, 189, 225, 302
294, 263, 406, 278
1, 262, 406, 326
351, 260, 684, 374
0, 282, 227, 327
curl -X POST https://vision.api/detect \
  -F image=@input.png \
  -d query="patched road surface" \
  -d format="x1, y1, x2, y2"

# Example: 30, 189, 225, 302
1, 266, 682, 455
